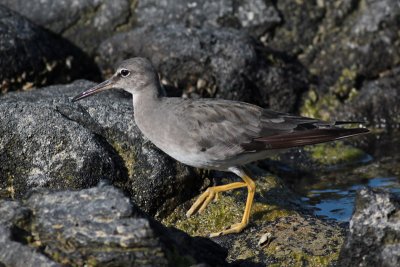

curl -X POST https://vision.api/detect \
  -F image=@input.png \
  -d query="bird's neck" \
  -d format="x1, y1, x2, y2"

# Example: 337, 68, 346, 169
132, 81, 165, 108
133, 84, 167, 144
132, 81, 166, 134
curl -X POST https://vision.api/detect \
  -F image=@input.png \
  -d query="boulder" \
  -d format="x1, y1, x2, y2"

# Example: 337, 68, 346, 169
0, 0, 134, 55
302, 66, 400, 131
267, 0, 325, 55
336, 68, 400, 131
268, 0, 400, 132
0, 80, 202, 217
0, 200, 60, 267
338, 187, 400, 267
0, 5, 99, 93
135, 0, 281, 36
270, 0, 400, 89
0, 185, 228, 266
98, 24, 308, 112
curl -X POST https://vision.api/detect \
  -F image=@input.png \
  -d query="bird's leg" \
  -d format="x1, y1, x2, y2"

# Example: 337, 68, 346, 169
186, 182, 247, 217
209, 167, 256, 237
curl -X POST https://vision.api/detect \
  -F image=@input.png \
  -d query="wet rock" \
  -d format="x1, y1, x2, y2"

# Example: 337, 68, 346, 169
98, 24, 308, 112
0, 5, 99, 93
0, 186, 228, 266
338, 187, 400, 267
163, 166, 345, 266
136, 0, 281, 36
0, 0, 134, 55
0, 80, 201, 217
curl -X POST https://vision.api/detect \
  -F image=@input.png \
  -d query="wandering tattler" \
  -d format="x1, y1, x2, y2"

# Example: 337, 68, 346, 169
72, 57, 369, 237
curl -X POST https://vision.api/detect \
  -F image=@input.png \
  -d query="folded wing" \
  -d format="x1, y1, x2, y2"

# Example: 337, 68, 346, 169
176, 99, 368, 158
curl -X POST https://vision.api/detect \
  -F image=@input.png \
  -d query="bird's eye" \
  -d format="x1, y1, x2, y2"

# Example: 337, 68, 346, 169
120, 69, 130, 77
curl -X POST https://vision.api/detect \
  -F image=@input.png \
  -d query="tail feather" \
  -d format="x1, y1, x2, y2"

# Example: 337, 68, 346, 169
334, 120, 366, 125
253, 128, 369, 150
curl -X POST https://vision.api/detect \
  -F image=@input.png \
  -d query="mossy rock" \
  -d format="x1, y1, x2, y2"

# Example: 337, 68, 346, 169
306, 141, 367, 166
163, 167, 345, 266
163, 168, 296, 237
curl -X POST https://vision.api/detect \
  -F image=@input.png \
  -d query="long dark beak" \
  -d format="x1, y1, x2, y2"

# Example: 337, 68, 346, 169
72, 79, 114, 102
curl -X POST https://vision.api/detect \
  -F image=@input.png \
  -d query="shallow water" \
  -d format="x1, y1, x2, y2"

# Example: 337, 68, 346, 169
301, 176, 400, 221
286, 133, 400, 222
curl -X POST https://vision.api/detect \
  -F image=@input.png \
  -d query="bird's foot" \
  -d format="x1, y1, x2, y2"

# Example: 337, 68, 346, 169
186, 187, 217, 217
214, 192, 220, 202
186, 182, 247, 217
209, 222, 247, 237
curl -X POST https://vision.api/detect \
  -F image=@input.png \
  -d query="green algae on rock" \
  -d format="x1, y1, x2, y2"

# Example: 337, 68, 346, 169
306, 141, 367, 166
224, 215, 344, 267
162, 168, 296, 237
163, 167, 345, 266
301, 67, 359, 122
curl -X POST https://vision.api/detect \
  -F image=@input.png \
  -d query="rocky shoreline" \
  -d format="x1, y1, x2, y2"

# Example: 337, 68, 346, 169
1, 0, 399, 266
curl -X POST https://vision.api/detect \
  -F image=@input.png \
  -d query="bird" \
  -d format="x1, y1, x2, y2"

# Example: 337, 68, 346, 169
72, 57, 369, 237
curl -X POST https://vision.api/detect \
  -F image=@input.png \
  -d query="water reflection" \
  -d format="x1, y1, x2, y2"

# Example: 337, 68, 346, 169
280, 133, 400, 222
303, 176, 400, 221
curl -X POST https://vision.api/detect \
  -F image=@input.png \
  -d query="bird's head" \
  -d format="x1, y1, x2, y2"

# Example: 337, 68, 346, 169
72, 57, 159, 102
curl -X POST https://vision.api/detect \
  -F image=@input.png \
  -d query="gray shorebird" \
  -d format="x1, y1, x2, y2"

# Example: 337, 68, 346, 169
72, 57, 368, 237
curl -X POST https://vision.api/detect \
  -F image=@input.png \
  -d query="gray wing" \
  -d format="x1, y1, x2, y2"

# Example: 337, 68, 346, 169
170, 99, 367, 160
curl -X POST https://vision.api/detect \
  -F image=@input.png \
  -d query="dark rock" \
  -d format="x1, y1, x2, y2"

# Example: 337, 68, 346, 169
0, 82, 119, 198
0, 186, 228, 266
136, 0, 281, 36
269, 0, 400, 89
336, 68, 400, 131
267, 0, 325, 55
0, 80, 202, 217
98, 24, 308, 112
304, 0, 400, 89
338, 187, 400, 267
0, 0, 281, 56
0, 0, 134, 55
0, 5, 99, 93
0, 200, 60, 267
270, 0, 400, 133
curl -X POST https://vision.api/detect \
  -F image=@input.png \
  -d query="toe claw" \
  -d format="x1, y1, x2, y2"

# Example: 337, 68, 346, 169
213, 192, 220, 202
209, 222, 247, 237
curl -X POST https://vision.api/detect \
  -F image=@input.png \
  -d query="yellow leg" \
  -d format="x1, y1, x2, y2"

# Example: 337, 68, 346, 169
186, 167, 256, 237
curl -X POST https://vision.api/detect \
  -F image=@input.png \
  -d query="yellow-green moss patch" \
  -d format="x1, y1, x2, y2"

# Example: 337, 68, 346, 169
306, 141, 366, 165
163, 171, 300, 237
163, 194, 244, 236
111, 141, 136, 178
301, 67, 359, 121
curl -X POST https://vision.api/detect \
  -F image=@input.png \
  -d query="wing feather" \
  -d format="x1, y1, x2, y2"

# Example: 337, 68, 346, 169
172, 99, 368, 159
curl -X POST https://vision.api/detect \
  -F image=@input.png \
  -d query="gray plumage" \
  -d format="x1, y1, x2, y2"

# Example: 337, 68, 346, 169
73, 57, 368, 171
72, 57, 368, 236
